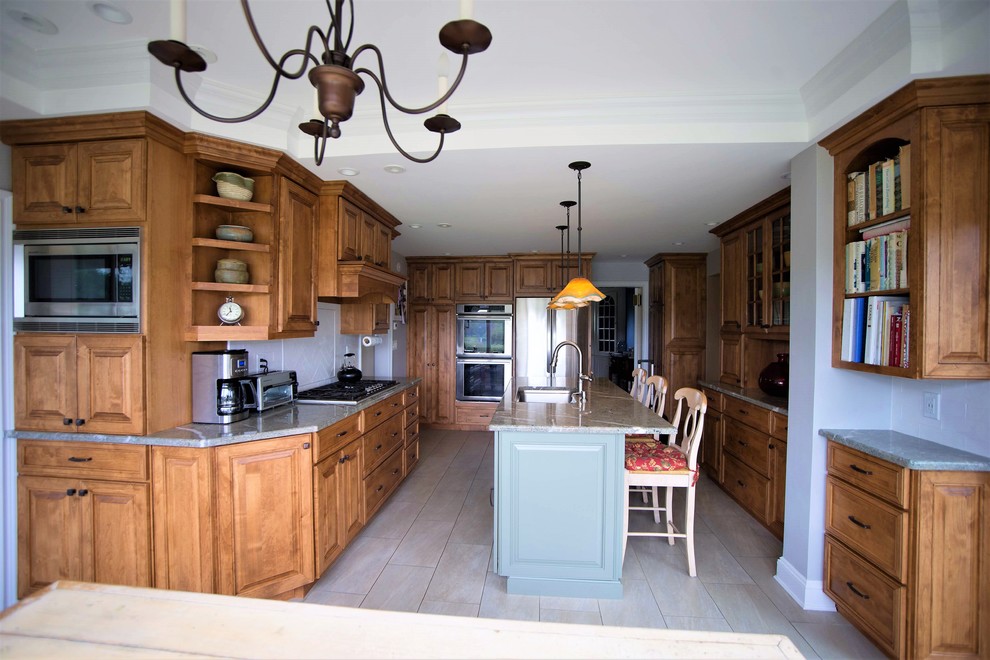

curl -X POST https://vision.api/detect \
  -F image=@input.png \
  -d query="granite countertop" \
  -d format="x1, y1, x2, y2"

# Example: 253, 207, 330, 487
489, 377, 675, 434
8, 378, 421, 449
820, 429, 990, 471
698, 380, 788, 414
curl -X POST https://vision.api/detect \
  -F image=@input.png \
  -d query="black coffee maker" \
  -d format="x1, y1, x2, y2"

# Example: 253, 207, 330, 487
192, 349, 250, 424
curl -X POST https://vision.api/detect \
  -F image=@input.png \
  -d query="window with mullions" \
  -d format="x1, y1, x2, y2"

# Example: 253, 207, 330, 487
597, 295, 616, 353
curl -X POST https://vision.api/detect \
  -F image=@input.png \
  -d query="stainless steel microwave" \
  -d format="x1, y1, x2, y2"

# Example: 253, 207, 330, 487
13, 227, 141, 333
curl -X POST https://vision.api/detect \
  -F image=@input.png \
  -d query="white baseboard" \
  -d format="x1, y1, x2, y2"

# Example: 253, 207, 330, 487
775, 557, 836, 612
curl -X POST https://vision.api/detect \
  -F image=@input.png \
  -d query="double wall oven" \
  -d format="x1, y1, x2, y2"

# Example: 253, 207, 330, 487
455, 303, 512, 402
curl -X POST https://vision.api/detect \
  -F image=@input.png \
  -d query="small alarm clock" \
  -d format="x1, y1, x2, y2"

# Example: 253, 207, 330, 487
218, 297, 244, 325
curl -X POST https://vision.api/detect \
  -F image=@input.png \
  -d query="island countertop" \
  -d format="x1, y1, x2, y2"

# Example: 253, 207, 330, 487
7, 378, 421, 449
490, 377, 675, 435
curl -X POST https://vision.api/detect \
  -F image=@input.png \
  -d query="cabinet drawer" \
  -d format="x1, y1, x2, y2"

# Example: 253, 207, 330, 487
824, 537, 905, 658
701, 387, 723, 412
722, 396, 772, 434
723, 420, 770, 476
827, 443, 908, 508
18, 440, 148, 481
405, 420, 420, 446
771, 412, 788, 440
826, 477, 908, 581
721, 453, 770, 520
364, 446, 404, 516
454, 403, 497, 426
362, 392, 405, 431
314, 414, 361, 463
403, 439, 420, 476
362, 414, 404, 476
402, 386, 420, 407
403, 403, 419, 429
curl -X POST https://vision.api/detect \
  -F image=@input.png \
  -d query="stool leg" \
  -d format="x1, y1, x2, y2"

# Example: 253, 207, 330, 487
651, 486, 661, 524
665, 486, 675, 545
685, 486, 697, 577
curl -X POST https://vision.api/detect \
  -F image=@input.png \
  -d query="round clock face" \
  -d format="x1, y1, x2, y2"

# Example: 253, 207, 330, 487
218, 300, 244, 324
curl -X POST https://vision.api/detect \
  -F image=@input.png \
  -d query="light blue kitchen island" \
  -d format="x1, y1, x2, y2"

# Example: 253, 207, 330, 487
489, 377, 675, 598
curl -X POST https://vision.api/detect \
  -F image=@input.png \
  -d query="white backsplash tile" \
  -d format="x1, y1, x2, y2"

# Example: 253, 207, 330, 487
890, 379, 990, 458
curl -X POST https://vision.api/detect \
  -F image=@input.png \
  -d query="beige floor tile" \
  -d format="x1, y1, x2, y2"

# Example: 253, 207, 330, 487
619, 542, 647, 581
597, 579, 666, 629
478, 572, 540, 622
390, 474, 440, 506
702, 512, 783, 558
539, 594, 600, 613
662, 616, 733, 632
417, 486, 469, 522
704, 582, 819, 658
303, 589, 365, 607
423, 543, 491, 604
449, 503, 495, 546
360, 564, 435, 613
389, 518, 455, 567
793, 620, 888, 659
436, 465, 481, 491
692, 531, 756, 585
540, 608, 603, 625
317, 535, 400, 594
360, 498, 423, 540
419, 600, 481, 617
632, 537, 723, 618
735, 556, 846, 625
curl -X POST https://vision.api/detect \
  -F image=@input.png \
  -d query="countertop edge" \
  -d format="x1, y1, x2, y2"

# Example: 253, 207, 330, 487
7, 378, 422, 449
698, 380, 788, 415
819, 428, 990, 472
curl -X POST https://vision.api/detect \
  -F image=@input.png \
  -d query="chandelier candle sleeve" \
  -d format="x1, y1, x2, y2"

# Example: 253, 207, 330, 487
170, 0, 186, 42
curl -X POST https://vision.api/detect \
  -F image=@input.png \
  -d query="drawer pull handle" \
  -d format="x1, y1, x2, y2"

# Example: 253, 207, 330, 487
63, 418, 73, 426
392, 468, 400, 475
392, 402, 400, 407
62, 206, 73, 214
392, 432, 399, 437
78, 489, 88, 497
68, 457, 93, 463
846, 582, 870, 600
738, 409, 748, 415
376, 485, 384, 492
74, 419, 85, 426
375, 443, 383, 451
737, 480, 745, 488
336, 430, 349, 437
75, 206, 87, 214
375, 411, 382, 417
849, 464, 873, 475
847, 515, 871, 529
66, 488, 77, 496
768, 443, 776, 449
339, 454, 350, 464
737, 440, 747, 447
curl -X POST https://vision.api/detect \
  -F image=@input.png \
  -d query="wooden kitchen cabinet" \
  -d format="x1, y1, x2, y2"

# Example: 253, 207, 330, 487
275, 178, 318, 335
454, 259, 513, 302
644, 253, 707, 420
215, 434, 315, 599
14, 334, 145, 435
336, 195, 393, 268
340, 303, 390, 335
407, 304, 456, 425
711, 189, 790, 388
511, 254, 592, 297
820, 75, 990, 379
17, 440, 152, 599
700, 387, 723, 483
11, 139, 146, 225
824, 440, 989, 658
408, 261, 455, 304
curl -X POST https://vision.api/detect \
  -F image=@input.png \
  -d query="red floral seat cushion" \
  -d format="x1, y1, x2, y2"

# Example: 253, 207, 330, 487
624, 442, 688, 472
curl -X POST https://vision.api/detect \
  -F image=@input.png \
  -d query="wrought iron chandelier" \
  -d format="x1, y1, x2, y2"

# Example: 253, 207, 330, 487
549, 161, 605, 309
148, 0, 492, 165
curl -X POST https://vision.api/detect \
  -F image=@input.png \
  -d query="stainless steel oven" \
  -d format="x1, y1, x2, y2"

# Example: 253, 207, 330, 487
455, 303, 512, 358
455, 358, 512, 402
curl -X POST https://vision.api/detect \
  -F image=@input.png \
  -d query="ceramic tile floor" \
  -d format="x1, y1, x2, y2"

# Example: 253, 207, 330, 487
305, 428, 885, 659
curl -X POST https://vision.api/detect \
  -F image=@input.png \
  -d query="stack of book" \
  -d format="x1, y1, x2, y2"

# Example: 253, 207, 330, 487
841, 295, 910, 367
846, 144, 911, 225
844, 217, 910, 293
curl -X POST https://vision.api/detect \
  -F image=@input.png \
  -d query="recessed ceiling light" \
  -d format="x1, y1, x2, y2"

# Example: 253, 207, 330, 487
89, 2, 132, 25
409, 224, 422, 229
443, 252, 451, 256
672, 241, 684, 246
620, 254, 628, 258
383, 164, 405, 174
7, 9, 58, 34
337, 167, 359, 176
437, 223, 452, 228
530, 249, 539, 253
190, 45, 218, 64
705, 221, 718, 226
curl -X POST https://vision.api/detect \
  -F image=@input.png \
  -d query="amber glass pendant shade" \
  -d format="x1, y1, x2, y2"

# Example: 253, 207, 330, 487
548, 276, 605, 309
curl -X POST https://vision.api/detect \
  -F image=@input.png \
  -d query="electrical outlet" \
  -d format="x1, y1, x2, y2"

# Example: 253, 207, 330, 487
923, 391, 940, 420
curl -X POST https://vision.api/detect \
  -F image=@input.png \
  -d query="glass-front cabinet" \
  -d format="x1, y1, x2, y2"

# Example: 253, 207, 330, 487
744, 207, 790, 333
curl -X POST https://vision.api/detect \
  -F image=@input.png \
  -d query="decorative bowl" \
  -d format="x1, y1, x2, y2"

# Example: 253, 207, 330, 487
215, 224, 254, 242
216, 258, 247, 271
215, 268, 250, 285
212, 172, 255, 201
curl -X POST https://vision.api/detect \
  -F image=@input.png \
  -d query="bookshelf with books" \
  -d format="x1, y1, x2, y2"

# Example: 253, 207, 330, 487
821, 75, 990, 379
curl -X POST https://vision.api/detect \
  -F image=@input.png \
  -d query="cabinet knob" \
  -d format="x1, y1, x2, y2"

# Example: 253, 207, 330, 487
391, 432, 399, 437
66, 488, 77, 496
339, 454, 350, 464
392, 468, 400, 475
76, 206, 87, 213
63, 418, 73, 426
376, 485, 384, 492
302, 442, 311, 449
314, 321, 320, 327
78, 489, 88, 497
74, 419, 85, 426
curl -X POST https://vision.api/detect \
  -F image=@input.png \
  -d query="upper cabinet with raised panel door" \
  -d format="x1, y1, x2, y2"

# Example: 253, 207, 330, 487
711, 188, 790, 388
820, 75, 990, 379
511, 254, 593, 297
408, 260, 455, 305
318, 181, 405, 303
184, 134, 321, 341
454, 259, 513, 302
11, 139, 147, 225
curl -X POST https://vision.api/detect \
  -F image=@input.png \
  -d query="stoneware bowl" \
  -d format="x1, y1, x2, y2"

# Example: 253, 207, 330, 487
216, 258, 247, 271
212, 172, 255, 201
215, 258, 249, 284
215, 224, 253, 242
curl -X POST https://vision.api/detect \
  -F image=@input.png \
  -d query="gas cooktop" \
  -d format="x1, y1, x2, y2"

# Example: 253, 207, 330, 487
296, 379, 398, 405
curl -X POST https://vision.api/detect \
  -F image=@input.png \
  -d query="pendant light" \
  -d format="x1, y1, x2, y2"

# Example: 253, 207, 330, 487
549, 161, 605, 309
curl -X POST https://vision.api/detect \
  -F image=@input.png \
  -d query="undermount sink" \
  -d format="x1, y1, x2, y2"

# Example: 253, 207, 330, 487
515, 386, 577, 404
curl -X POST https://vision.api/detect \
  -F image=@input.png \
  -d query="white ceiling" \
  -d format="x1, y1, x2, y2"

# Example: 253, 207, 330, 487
1, 0, 987, 262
